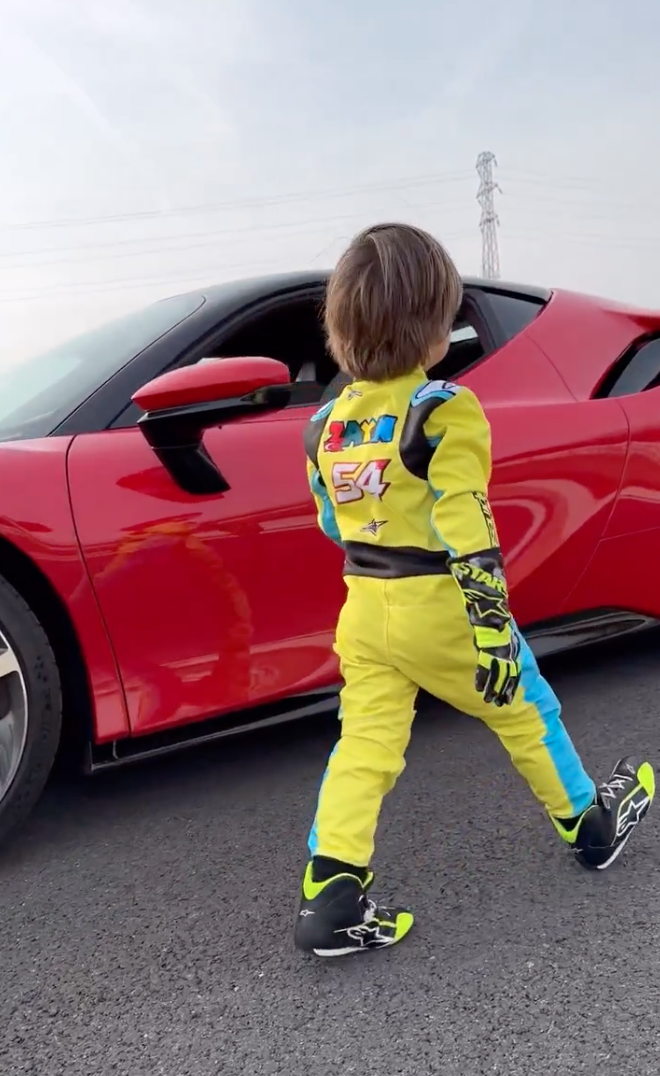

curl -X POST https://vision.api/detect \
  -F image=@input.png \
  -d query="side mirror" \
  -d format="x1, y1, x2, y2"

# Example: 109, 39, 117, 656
132, 355, 291, 413
132, 356, 293, 496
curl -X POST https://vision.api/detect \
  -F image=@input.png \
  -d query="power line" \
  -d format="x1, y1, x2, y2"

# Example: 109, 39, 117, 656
2, 164, 643, 239
3, 187, 651, 272
0, 163, 650, 239
0, 229, 482, 303
499, 167, 653, 194
4, 157, 658, 302
476, 151, 501, 279
0, 169, 473, 236
504, 228, 660, 249
0, 198, 477, 269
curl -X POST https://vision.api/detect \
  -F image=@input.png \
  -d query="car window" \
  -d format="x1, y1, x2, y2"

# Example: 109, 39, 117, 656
0, 292, 204, 442
450, 325, 478, 343
598, 338, 660, 398
485, 292, 545, 341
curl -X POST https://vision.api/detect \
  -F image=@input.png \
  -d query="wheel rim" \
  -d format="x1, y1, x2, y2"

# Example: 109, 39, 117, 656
0, 629, 28, 800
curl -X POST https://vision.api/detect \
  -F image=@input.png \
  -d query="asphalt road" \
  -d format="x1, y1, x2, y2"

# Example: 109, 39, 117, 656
2, 633, 660, 1076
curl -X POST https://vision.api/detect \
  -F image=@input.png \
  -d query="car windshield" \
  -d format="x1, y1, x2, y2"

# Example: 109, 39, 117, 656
0, 291, 204, 443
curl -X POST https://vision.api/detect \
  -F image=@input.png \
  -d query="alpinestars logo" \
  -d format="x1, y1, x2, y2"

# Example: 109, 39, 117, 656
361, 518, 387, 535
343, 922, 393, 948
615, 792, 650, 839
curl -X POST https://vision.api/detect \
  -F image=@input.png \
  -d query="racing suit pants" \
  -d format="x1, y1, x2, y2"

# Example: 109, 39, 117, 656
308, 575, 597, 867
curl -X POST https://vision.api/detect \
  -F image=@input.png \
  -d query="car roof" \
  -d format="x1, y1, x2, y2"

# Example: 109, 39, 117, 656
54, 270, 553, 439
189, 270, 552, 307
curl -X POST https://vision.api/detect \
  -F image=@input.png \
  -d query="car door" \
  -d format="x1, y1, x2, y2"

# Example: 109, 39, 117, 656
461, 312, 630, 628
66, 403, 345, 736
565, 337, 660, 616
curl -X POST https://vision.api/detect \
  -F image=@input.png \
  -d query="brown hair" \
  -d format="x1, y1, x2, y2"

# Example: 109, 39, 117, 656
324, 222, 463, 382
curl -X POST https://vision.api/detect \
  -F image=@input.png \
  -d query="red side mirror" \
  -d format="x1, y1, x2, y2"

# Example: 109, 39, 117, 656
132, 356, 291, 413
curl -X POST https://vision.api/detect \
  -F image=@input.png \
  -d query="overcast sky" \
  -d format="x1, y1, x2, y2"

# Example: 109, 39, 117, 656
0, 0, 658, 365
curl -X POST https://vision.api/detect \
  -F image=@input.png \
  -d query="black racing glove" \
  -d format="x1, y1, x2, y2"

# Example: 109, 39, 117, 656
449, 548, 521, 707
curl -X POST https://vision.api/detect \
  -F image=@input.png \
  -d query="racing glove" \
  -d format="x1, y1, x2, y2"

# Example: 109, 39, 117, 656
449, 548, 521, 707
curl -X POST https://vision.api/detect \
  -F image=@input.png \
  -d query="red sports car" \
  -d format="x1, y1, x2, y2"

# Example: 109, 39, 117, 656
0, 271, 658, 844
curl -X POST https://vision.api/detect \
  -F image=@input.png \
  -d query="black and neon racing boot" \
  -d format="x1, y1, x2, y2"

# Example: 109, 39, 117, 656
553, 757, 655, 870
294, 859, 414, 957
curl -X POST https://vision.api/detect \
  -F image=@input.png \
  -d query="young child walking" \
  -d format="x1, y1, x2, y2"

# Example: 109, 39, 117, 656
294, 223, 655, 958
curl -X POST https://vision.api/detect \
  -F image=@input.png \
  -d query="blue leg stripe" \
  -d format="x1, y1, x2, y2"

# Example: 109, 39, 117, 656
515, 625, 595, 816
307, 746, 337, 856
307, 709, 343, 856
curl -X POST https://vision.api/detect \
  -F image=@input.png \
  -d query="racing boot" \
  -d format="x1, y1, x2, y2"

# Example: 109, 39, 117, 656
552, 757, 655, 870
294, 857, 414, 957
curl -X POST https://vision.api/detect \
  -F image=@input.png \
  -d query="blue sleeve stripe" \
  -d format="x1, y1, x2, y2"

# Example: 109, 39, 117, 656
310, 469, 343, 546
310, 399, 336, 423
410, 380, 460, 407
429, 483, 457, 556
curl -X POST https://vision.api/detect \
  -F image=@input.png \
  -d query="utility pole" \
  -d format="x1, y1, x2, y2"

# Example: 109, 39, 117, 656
476, 151, 501, 279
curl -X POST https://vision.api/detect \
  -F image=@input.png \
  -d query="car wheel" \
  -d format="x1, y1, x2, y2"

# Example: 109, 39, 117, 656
0, 573, 62, 845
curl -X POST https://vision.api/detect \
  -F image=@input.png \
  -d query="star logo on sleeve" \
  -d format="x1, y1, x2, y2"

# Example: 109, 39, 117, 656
360, 518, 388, 536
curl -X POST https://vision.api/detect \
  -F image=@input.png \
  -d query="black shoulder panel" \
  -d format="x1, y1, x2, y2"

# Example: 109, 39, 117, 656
320, 370, 352, 405
302, 398, 336, 471
399, 384, 459, 480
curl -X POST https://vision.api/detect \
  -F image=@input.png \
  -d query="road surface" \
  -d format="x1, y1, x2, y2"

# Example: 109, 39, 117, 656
2, 633, 659, 1075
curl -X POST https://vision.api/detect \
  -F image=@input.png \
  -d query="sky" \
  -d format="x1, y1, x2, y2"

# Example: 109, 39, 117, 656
0, 0, 658, 366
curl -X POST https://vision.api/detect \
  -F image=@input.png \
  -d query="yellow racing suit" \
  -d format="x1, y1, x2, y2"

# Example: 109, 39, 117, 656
303, 367, 596, 868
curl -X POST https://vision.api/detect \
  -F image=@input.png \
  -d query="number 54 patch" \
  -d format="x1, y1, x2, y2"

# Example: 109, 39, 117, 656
331, 459, 391, 503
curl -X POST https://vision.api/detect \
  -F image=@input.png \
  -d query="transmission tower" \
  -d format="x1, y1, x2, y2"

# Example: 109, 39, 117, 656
476, 151, 501, 279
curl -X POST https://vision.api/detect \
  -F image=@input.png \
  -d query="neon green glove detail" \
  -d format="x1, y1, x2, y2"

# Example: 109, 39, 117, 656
449, 549, 521, 707
473, 624, 521, 707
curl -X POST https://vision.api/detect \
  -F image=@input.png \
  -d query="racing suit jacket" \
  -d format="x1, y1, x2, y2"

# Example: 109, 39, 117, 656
303, 366, 501, 581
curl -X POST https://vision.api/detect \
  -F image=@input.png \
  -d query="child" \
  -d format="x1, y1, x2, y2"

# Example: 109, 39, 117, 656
294, 223, 655, 958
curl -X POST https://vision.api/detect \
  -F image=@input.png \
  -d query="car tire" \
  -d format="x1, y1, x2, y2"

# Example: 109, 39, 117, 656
0, 573, 62, 846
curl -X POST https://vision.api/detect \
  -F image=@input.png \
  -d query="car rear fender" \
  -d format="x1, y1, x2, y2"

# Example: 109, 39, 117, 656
526, 289, 660, 401
461, 338, 630, 624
